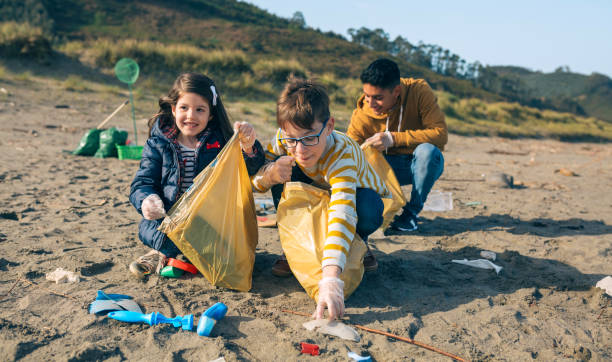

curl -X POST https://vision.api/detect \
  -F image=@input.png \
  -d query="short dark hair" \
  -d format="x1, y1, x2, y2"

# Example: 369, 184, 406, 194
360, 58, 400, 89
277, 77, 330, 130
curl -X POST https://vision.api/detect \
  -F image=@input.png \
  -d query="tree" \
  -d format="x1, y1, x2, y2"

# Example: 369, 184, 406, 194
289, 11, 305, 29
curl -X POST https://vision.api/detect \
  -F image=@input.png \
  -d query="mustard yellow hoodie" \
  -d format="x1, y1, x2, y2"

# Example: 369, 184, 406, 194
347, 78, 448, 154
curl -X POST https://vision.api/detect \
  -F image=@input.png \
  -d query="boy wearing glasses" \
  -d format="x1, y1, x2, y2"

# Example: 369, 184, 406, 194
251, 77, 391, 320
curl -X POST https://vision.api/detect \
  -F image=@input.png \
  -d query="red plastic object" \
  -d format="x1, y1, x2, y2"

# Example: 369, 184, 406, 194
300, 342, 320, 356
167, 258, 198, 274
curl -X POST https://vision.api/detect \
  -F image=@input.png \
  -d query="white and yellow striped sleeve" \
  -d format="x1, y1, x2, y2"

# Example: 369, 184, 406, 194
322, 149, 358, 270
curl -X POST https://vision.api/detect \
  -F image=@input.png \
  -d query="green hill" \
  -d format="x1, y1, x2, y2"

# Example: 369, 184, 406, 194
1, 0, 610, 141
488, 66, 612, 123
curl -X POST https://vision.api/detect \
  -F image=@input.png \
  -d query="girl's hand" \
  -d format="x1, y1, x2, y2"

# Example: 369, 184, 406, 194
142, 194, 166, 220
234, 121, 256, 154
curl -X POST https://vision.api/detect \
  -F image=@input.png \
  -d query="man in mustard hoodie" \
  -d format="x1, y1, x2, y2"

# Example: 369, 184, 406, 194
347, 58, 447, 233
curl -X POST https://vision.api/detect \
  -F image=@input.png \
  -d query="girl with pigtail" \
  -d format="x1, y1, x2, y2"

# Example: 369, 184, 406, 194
128, 73, 264, 278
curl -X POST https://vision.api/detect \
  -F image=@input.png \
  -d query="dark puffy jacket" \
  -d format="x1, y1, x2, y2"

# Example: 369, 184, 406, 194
129, 119, 264, 256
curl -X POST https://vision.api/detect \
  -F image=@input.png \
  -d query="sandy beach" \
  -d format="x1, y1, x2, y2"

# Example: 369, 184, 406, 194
0, 77, 611, 361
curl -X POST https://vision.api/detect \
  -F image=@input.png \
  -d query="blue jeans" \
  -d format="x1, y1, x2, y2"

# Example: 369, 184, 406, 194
271, 165, 383, 241
384, 143, 444, 216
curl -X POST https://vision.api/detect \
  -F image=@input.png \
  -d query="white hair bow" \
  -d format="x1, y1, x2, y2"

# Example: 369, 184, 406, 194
210, 85, 217, 106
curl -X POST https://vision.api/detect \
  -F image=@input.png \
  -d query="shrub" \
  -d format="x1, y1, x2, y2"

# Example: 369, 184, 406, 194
252, 58, 307, 84
0, 21, 52, 61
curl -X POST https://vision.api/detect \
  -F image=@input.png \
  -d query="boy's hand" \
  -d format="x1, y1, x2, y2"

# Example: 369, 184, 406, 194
268, 156, 295, 184
142, 194, 166, 220
361, 131, 394, 152
234, 121, 256, 153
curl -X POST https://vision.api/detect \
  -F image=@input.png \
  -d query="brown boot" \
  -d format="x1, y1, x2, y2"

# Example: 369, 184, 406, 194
363, 246, 378, 272
271, 255, 293, 277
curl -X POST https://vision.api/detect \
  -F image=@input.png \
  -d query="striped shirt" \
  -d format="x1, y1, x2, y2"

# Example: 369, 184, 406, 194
178, 143, 196, 193
253, 130, 390, 270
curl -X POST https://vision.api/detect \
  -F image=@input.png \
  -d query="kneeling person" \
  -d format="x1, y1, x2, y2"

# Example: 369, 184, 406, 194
252, 78, 391, 320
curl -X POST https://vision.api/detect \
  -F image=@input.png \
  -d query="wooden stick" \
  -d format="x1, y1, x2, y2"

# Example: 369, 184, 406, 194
21, 278, 81, 302
282, 309, 468, 361
96, 99, 129, 130
0, 276, 22, 300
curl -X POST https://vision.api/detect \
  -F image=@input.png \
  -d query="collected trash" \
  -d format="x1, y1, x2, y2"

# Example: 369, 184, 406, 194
108, 310, 194, 331
422, 190, 453, 212
94, 127, 128, 158
89, 290, 142, 315
303, 319, 360, 342
277, 182, 366, 301
300, 342, 320, 356
363, 147, 406, 229
45, 268, 80, 284
480, 250, 497, 261
485, 172, 514, 188
348, 351, 372, 361
72, 99, 129, 156
452, 259, 503, 274
595, 276, 612, 296
160, 135, 258, 292
197, 302, 228, 337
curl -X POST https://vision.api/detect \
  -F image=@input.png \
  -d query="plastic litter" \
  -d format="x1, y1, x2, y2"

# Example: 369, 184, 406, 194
107, 310, 194, 331
464, 201, 482, 206
45, 268, 80, 284
348, 351, 372, 361
452, 259, 503, 274
595, 276, 612, 296
89, 290, 142, 315
300, 342, 320, 356
167, 258, 198, 274
423, 190, 453, 211
197, 302, 228, 337
160, 265, 184, 278
209, 358, 226, 362
303, 319, 360, 342
480, 250, 497, 261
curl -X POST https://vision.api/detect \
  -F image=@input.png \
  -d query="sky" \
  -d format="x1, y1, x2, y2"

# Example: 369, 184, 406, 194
246, 0, 612, 78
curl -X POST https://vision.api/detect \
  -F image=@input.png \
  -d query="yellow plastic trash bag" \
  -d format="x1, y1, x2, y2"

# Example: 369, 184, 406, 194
159, 135, 258, 292
277, 182, 366, 302
363, 147, 406, 229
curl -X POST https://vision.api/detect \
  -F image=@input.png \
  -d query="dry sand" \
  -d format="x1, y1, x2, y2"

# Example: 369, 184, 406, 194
0, 77, 611, 361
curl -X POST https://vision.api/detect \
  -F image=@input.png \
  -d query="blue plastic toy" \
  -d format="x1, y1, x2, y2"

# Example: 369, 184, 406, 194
197, 302, 228, 337
107, 311, 194, 331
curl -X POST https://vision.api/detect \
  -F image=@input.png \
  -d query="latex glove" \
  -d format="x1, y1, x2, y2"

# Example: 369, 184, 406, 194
361, 131, 394, 152
314, 276, 345, 320
141, 194, 166, 220
266, 156, 295, 185
234, 121, 256, 153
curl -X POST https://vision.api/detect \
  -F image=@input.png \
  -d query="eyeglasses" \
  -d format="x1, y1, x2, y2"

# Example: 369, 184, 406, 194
278, 118, 329, 148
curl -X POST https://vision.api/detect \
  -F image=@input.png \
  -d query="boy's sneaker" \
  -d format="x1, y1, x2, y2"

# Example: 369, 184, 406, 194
271, 255, 293, 277
129, 250, 167, 279
363, 247, 378, 272
389, 211, 419, 232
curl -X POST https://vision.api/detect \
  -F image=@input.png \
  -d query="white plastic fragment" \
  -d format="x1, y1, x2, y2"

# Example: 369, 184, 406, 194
423, 190, 453, 211
595, 276, 612, 296
45, 268, 80, 284
452, 259, 503, 274
303, 319, 360, 342
348, 351, 372, 361
208, 358, 226, 362
480, 250, 497, 261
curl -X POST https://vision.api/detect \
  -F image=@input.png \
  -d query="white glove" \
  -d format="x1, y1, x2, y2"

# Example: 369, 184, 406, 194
361, 131, 394, 152
314, 277, 345, 320
141, 194, 166, 220
234, 121, 256, 152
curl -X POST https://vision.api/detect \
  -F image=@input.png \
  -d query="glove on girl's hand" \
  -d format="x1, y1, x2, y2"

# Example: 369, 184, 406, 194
141, 194, 166, 220
234, 121, 256, 153
313, 277, 345, 320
